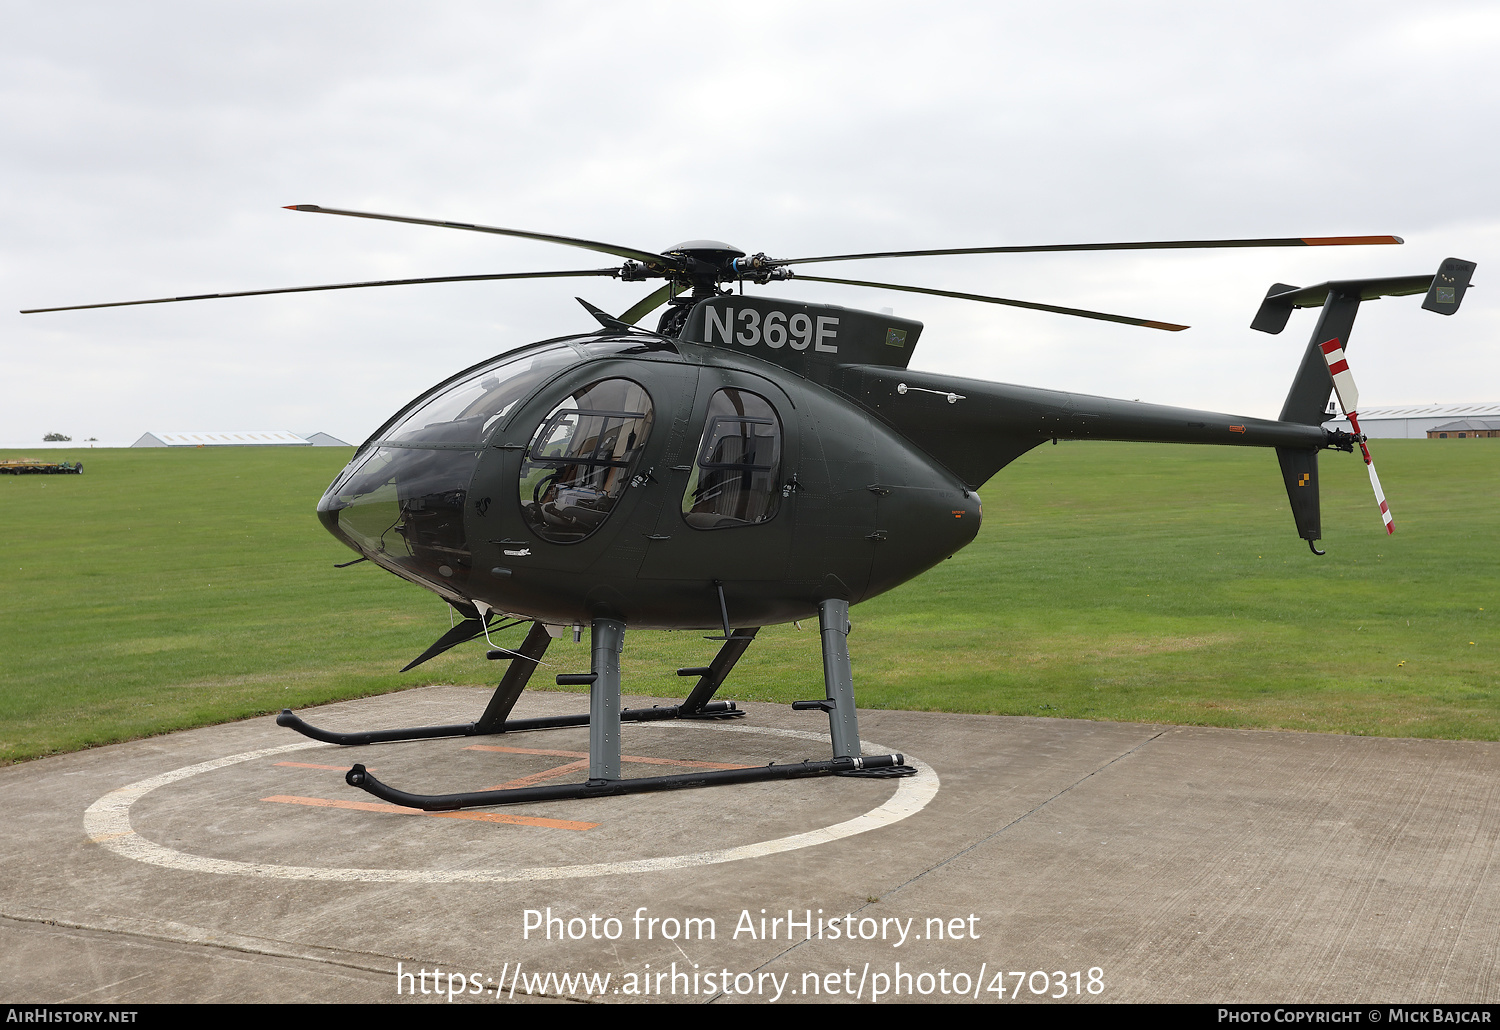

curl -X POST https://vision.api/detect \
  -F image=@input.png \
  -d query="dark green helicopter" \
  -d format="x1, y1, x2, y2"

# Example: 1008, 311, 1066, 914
23, 207, 1475, 811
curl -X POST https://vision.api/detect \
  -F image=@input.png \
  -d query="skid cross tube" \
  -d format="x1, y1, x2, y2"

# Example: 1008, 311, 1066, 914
344, 753, 911, 810
277, 618, 743, 745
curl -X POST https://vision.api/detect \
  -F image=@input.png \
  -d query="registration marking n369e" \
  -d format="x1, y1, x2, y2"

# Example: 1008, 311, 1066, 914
704, 307, 839, 353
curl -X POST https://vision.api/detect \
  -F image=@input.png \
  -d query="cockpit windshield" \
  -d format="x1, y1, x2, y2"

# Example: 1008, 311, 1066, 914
377, 344, 579, 449
320, 336, 668, 598
320, 341, 580, 597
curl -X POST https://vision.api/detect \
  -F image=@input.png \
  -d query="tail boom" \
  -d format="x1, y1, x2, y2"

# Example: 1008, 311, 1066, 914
839, 364, 1326, 489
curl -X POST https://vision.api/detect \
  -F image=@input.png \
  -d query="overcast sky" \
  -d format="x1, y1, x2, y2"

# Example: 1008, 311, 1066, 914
4, 1, 1497, 446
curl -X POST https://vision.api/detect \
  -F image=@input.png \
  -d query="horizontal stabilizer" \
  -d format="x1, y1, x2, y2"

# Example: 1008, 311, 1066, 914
1253, 276, 1432, 333
1251, 258, 1476, 335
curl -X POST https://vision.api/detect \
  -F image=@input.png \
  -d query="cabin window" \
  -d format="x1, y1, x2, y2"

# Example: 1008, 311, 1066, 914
682, 389, 782, 530
519, 378, 654, 543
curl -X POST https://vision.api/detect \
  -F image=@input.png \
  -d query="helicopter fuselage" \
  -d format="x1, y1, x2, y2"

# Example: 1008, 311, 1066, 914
318, 298, 983, 630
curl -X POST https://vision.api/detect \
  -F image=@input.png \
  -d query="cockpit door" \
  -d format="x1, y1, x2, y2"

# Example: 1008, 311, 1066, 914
463, 356, 699, 597
637, 371, 799, 584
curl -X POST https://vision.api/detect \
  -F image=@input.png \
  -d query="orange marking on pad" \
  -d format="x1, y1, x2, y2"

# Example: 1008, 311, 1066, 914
465, 745, 598, 760
262, 795, 597, 831
481, 759, 591, 792
465, 744, 751, 770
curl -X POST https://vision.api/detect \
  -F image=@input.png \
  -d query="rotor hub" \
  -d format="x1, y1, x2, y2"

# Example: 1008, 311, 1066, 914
660, 240, 749, 286
665, 240, 745, 264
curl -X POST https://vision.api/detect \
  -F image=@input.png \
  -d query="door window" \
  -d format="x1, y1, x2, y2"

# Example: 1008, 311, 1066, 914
519, 378, 654, 543
682, 389, 782, 530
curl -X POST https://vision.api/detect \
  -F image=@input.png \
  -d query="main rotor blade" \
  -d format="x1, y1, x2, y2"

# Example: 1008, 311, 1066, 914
776, 236, 1404, 266
618, 282, 679, 326
21, 268, 622, 314
789, 273, 1189, 331
286, 204, 674, 267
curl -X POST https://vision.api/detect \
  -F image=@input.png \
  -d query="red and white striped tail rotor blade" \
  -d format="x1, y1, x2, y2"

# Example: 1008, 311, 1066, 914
1323, 340, 1395, 534
1367, 460, 1395, 535
1320, 337, 1360, 414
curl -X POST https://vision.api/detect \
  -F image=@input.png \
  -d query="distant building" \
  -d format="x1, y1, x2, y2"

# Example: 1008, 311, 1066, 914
300, 432, 353, 447
1427, 419, 1500, 439
131, 430, 351, 447
1323, 403, 1500, 439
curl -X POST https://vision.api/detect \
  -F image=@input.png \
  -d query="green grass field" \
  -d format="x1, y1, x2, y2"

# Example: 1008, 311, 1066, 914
2, 439, 1494, 764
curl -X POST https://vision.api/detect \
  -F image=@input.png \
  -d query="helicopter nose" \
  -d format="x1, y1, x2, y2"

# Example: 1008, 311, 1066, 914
318, 445, 480, 591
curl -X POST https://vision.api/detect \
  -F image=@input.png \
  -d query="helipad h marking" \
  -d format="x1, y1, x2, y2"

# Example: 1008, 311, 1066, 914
83, 725, 939, 883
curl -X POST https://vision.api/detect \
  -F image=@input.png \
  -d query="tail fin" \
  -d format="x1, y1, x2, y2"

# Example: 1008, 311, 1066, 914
1255, 257, 1476, 550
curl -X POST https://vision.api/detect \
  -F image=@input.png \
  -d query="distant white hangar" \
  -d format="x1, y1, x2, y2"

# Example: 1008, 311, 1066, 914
131, 431, 351, 447
1323, 403, 1500, 439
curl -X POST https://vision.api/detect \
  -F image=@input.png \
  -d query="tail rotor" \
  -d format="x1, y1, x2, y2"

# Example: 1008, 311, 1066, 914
1319, 337, 1394, 535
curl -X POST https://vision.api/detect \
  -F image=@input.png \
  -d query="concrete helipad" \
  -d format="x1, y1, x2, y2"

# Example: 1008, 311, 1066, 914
2, 686, 1498, 1004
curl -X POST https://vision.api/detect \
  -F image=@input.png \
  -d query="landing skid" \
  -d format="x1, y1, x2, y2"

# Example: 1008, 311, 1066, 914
276, 700, 743, 746
346, 752, 911, 810
279, 602, 914, 811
